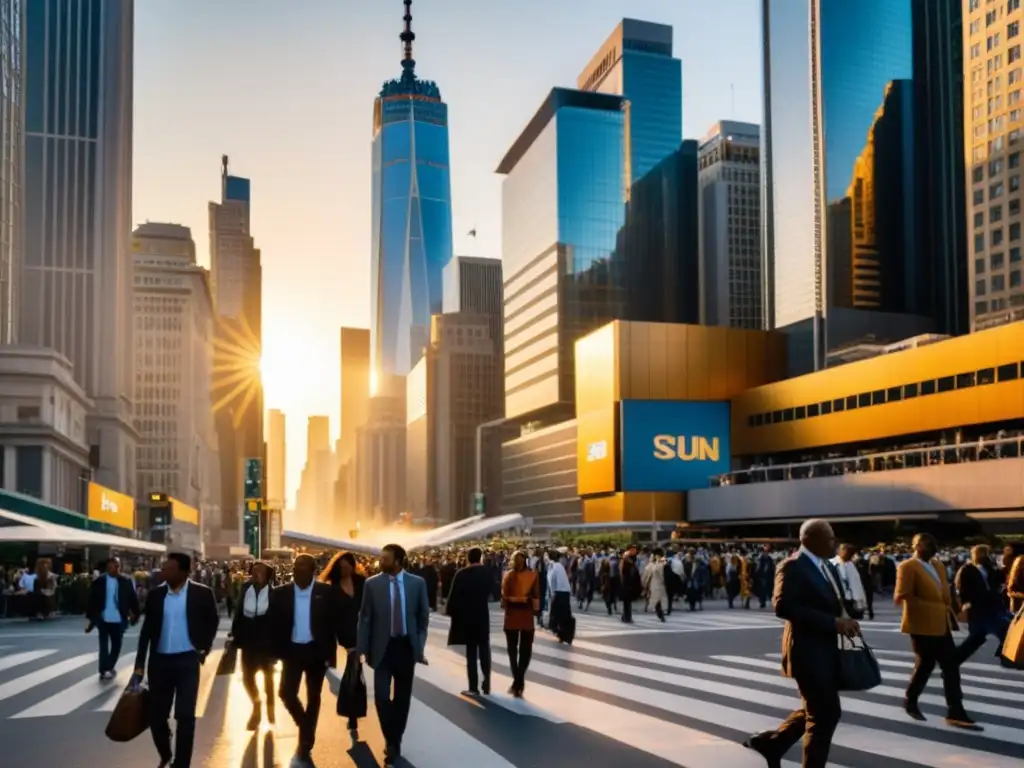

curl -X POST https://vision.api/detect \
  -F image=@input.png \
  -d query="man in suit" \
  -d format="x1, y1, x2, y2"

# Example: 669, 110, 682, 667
86, 556, 139, 680
134, 552, 220, 768
445, 546, 493, 695
896, 533, 980, 728
270, 553, 340, 766
954, 543, 1011, 666
741, 519, 859, 768
357, 543, 429, 768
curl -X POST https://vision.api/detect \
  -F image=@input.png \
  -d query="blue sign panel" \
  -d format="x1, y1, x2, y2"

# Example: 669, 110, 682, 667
620, 400, 731, 492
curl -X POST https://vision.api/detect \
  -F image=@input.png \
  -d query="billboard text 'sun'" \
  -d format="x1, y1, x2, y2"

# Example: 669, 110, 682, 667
652, 435, 720, 462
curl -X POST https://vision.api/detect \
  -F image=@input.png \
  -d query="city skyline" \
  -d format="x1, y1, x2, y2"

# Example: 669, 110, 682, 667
132, 0, 762, 506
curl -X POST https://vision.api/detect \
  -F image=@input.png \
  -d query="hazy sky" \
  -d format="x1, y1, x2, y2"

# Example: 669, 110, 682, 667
133, 0, 762, 507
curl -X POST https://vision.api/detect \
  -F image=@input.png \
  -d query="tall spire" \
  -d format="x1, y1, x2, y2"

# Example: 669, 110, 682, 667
400, 0, 416, 80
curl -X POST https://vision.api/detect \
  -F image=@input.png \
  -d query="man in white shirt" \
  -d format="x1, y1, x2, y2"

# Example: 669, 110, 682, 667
831, 544, 867, 617
546, 552, 573, 640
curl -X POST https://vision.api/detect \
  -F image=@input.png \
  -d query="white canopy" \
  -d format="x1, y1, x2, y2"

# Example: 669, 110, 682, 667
283, 513, 525, 556
0, 508, 167, 555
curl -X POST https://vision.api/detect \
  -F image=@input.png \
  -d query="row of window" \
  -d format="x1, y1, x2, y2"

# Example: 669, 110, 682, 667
977, 270, 1023, 294
745, 361, 1024, 429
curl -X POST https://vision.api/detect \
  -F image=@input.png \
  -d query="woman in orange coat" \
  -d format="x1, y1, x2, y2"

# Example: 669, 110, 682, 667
501, 551, 540, 698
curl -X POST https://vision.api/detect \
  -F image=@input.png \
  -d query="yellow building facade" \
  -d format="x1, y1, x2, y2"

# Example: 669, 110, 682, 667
574, 321, 786, 523
731, 322, 1024, 457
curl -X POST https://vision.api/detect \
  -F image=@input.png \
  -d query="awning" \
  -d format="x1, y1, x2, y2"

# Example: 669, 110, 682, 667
0, 508, 167, 555
283, 513, 526, 555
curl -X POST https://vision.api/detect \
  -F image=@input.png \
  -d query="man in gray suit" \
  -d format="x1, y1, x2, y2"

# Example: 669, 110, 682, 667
357, 543, 430, 767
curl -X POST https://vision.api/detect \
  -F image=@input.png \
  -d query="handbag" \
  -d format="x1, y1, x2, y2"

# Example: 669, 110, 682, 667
216, 643, 237, 676
336, 653, 368, 720
105, 683, 150, 742
1000, 606, 1024, 669
837, 635, 882, 691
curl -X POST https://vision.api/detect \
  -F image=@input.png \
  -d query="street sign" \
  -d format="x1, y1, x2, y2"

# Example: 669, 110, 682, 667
243, 458, 262, 501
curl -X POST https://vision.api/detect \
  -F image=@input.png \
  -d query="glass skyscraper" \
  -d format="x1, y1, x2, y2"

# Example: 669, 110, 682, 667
762, 0, 966, 372
370, 0, 453, 388
499, 89, 627, 420
578, 18, 682, 183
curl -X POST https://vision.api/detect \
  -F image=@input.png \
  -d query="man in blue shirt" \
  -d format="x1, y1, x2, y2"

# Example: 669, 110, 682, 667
86, 557, 139, 680
133, 552, 219, 768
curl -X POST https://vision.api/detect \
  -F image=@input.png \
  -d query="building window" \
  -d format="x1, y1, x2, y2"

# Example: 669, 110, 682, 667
1012, 22, 1022, 39
977, 278, 987, 296
16, 447, 44, 499
993, 274, 1006, 291
977, 257, 987, 273
991, 205, 1004, 222
993, 251, 1006, 269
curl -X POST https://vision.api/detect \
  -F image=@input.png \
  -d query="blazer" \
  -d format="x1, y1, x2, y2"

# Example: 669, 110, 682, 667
269, 581, 341, 667
955, 561, 1004, 618
445, 565, 492, 646
774, 553, 849, 688
86, 574, 140, 626
894, 557, 957, 637
332, 573, 367, 650
134, 581, 220, 671
230, 581, 275, 656
357, 570, 430, 669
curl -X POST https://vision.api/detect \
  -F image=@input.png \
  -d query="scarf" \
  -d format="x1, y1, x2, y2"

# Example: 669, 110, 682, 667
242, 583, 269, 618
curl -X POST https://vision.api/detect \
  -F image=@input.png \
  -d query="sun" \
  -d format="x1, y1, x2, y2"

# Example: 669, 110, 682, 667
211, 314, 262, 429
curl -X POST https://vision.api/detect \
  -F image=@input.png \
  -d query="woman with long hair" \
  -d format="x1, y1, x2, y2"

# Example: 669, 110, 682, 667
230, 560, 277, 729
320, 551, 366, 739
501, 550, 540, 698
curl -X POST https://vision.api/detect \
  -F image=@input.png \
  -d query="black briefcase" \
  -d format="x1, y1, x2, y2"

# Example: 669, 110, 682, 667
837, 635, 882, 692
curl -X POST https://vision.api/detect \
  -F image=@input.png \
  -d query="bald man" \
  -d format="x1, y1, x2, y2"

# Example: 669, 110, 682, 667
742, 519, 859, 768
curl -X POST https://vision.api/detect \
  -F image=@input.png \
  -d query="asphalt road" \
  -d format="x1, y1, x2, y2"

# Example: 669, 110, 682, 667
0, 601, 1020, 767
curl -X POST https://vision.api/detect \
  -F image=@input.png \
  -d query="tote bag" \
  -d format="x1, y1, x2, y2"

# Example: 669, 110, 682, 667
837, 635, 883, 692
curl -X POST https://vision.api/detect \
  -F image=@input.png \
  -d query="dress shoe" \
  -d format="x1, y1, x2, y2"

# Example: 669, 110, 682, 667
904, 700, 926, 721
741, 732, 782, 768
461, 689, 479, 697
946, 708, 983, 731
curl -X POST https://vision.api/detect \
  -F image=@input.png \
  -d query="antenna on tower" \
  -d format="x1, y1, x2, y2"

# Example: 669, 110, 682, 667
221, 154, 229, 177
400, 0, 416, 80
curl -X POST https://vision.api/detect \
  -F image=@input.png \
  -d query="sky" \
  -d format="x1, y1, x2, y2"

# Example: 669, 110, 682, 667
133, 0, 763, 508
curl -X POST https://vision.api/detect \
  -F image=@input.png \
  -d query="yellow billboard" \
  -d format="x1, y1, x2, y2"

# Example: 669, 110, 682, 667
169, 497, 199, 526
576, 405, 618, 496
87, 482, 136, 530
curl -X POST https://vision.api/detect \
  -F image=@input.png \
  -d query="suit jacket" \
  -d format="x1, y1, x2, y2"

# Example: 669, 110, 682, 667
269, 581, 341, 667
357, 570, 430, 669
86, 574, 140, 626
774, 553, 848, 688
134, 581, 220, 671
230, 580, 275, 656
955, 561, 1003, 618
445, 565, 492, 646
895, 557, 957, 637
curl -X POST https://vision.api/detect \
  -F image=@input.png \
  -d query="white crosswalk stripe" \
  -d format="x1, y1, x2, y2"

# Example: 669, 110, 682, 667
0, 630, 1020, 767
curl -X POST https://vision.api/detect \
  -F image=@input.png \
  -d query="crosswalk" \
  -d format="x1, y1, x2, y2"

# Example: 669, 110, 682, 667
0, 621, 1020, 767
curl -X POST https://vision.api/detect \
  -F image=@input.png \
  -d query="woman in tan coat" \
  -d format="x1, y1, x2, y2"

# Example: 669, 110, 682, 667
501, 551, 540, 698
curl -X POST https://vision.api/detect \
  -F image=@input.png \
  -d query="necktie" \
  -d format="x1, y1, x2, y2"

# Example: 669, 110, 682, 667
391, 577, 403, 637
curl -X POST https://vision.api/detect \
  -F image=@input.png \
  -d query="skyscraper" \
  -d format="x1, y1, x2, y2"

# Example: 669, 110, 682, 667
266, 408, 286, 512
209, 156, 263, 551
338, 328, 370, 465
498, 88, 627, 421
761, 0, 965, 372
22, 0, 136, 495
963, 0, 1024, 329
131, 224, 217, 526
370, 0, 453, 386
577, 19, 682, 182
699, 121, 763, 329
0, 0, 20, 344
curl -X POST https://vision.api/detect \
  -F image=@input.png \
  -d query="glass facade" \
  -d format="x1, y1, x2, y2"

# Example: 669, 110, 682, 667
763, 0, 965, 369
578, 19, 682, 183
370, 76, 453, 383
499, 89, 626, 419
615, 140, 700, 325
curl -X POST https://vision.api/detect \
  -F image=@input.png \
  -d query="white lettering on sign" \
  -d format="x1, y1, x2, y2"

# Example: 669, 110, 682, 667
101, 493, 119, 515
587, 441, 608, 462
